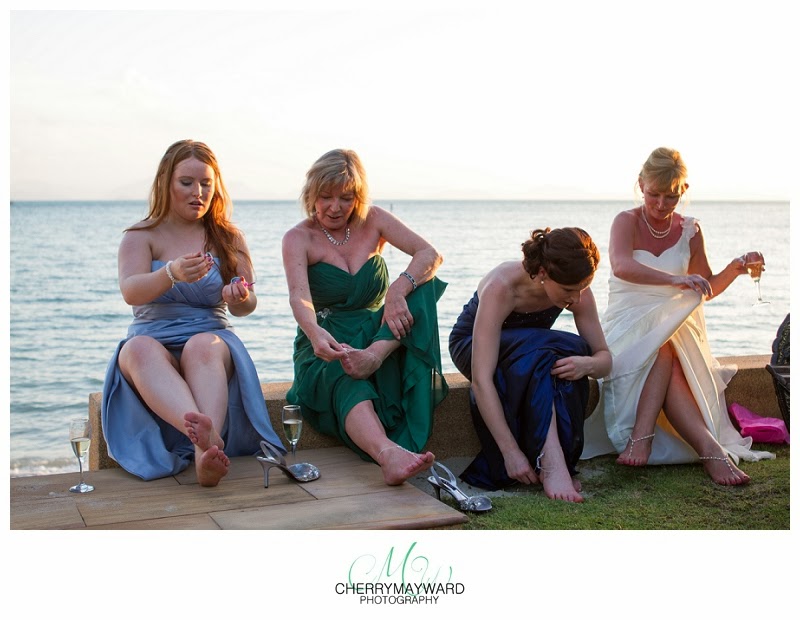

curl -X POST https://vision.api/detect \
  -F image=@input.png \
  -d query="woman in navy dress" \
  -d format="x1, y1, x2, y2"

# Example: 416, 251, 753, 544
449, 227, 611, 502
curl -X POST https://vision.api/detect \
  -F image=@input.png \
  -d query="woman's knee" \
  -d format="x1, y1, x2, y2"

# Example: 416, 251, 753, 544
181, 332, 231, 368
118, 336, 178, 384
657, 342, 675, 362
119, 335, 169, 368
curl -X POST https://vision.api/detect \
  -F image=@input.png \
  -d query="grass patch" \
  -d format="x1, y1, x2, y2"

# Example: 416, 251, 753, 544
456, 443, 789, 530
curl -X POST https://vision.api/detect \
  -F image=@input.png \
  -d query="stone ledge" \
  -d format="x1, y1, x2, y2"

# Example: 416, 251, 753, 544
88, 354, 779, 470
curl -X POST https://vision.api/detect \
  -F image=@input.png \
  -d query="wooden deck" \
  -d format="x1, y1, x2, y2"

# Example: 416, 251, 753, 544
9, 447, 467, 530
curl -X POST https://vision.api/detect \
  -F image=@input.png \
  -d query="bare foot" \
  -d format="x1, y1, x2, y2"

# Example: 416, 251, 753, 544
572, 477, 582, 492
616, 433, 654, 466
701, 455, 750, 486
539, 452, 584, 503
195, 444, 230, 487
184, 412, 224, 452
377, 444, 435, 486
340, 345, 383, 380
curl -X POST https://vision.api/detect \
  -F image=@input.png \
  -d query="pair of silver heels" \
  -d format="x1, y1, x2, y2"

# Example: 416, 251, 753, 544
256, 440, 320, 488
427, 462, 492, 513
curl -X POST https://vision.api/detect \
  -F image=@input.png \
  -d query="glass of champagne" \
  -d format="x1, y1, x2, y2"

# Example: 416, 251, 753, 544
744, 251, 769, 306
69, 417, 94, 493
281, 405, 303, 464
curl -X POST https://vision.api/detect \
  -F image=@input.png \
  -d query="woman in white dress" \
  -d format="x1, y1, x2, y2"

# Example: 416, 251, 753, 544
581, 147, 774, 485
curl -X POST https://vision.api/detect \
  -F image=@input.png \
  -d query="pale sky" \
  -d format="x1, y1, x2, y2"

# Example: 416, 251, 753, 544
7, 1, 795, 201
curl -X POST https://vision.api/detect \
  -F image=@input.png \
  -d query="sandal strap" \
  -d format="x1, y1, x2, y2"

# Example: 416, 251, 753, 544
259, 440, 286, 466
429, 461, 458, 488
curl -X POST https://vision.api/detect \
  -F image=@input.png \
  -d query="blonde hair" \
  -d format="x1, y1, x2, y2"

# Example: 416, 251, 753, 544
128, 139, 249, 283
300, 149, 370, 226
637, 147, 689, 195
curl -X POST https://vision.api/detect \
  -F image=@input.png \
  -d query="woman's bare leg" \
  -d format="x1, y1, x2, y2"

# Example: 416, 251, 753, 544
538, 408, 584, 503
662, 357, 750, 485
119, 336, 201, 431
618, 343, 674, 466
344, 401, 434, 485
181, 333, 232, 450
181, 333, 234, 486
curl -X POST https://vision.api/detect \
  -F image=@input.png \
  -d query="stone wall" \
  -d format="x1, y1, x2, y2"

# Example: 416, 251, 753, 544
88, 354, 780, 470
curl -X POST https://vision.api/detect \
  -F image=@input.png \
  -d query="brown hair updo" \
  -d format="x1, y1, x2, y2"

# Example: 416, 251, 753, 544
522, 227, 599, 285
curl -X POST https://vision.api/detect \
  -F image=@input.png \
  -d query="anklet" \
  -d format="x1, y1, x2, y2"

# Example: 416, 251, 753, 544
364, 350, 382, 366
624, 433, 655, 458
699, 455, 736, 475
377, 444, 413, 460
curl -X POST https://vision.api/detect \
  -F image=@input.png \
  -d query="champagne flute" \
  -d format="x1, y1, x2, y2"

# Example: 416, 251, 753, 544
69, 417, 94, 493
744, 251, 769, 306
281, 405, 303, 464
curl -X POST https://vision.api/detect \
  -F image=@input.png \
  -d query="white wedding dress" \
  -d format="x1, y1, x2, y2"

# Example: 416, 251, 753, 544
581, 216, 774, 464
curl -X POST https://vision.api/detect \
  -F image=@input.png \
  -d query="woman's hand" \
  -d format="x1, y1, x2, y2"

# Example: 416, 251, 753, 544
734, 251, 765, 277
502, 446, 539, 485
222, 278, 251, 306
170, 251, 213, 283
309, 327, 348, 362
382, 289, 414, 339
551, 356, 593, 381
670, 273, 712, 297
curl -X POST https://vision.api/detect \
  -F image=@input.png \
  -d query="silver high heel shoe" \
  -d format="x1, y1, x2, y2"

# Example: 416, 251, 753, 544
256, 440, 320, 488
427, 462, 492, 513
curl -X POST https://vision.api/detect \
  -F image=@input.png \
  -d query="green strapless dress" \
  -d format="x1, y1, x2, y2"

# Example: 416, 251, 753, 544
286, 255, 448, 460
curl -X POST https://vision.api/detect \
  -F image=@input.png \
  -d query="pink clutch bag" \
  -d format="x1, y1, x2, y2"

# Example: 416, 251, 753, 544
728, 402, 789, 444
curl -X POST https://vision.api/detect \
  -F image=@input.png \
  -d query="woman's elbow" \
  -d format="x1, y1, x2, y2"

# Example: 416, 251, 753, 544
120, 287, 138, 306
428, 246, 444, 271
471, 376, 493, 397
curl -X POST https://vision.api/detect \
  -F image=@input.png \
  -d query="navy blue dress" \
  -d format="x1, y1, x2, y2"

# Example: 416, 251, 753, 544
449, 292, 591, 490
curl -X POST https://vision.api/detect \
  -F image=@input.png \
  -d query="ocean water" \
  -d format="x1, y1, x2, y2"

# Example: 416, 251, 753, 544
8, 200, 790, 476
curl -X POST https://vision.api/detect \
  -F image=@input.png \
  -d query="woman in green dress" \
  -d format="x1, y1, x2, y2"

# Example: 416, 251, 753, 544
282, 149, 448, 485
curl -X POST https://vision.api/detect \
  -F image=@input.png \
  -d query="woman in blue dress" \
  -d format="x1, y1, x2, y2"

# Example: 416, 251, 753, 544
102, 140, 283, 486
449, 227, 611, 502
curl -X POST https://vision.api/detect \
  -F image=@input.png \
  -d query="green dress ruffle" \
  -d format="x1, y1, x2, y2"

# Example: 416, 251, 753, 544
287, 255, 448, 460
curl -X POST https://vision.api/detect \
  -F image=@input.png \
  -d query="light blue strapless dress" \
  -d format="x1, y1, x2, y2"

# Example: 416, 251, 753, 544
101, 259, 284, 480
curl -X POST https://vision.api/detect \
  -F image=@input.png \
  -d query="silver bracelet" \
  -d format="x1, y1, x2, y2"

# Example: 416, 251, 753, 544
399, 271, 417, 291
165, 260, 177, 287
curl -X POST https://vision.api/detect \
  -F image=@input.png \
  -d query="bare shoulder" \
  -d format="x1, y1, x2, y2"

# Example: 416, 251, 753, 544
478, 262, 519, 302
119, 221, 154, 249
283, 219, 314, 244
614, 209, 638, 227
233, 229, 252, 253
364, 204, 393, 229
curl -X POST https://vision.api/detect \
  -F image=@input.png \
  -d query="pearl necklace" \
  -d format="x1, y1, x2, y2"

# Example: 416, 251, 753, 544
641, 208, 672, 239
319, 225, 350, 246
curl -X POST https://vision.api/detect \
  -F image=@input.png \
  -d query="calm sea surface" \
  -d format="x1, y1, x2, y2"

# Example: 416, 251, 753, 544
8, 200, 790, 476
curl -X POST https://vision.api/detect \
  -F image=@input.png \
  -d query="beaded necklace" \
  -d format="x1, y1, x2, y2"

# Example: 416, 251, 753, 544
319, 225, 350, 246
641, 207, 672, 239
